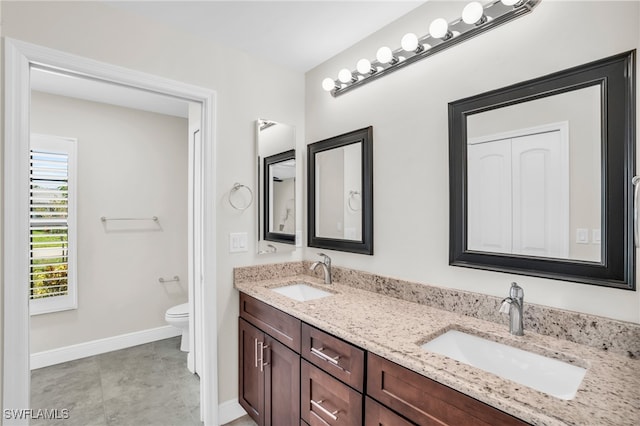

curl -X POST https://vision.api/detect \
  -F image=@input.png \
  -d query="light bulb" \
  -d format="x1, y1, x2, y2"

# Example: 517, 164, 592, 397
376, 46, 394, 64
356, 58, 373, 75
338, 68, 353, 84
501, 0, 521, 6
462, 2, 486, 25
401, 33, 420, 52
322, 77, 336, 92
429, 18, 451, 39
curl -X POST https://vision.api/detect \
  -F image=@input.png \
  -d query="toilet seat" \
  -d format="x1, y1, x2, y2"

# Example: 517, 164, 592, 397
165, 302, 189, 319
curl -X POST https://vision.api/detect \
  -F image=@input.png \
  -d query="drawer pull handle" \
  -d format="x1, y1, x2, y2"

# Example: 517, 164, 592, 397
311, 399, 339, 421
257, 342, 270, 372
254, 338, 258, 368
311, 347, 340, 365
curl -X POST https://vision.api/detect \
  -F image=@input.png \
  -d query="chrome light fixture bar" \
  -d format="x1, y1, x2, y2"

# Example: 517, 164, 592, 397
322, 0, 541, 97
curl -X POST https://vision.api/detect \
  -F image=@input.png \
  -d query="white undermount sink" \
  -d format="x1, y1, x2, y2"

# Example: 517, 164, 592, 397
270, 283, 333, 302
421, 330, 586, 400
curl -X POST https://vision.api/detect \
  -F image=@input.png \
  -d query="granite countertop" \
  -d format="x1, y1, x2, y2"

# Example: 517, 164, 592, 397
235, 274, 640, 426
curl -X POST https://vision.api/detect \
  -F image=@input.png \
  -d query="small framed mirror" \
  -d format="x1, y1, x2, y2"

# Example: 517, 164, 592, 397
263, 149, 295, 244
256, 119, 296, 254
308, 127, 373, 254
449, 51, 635, 289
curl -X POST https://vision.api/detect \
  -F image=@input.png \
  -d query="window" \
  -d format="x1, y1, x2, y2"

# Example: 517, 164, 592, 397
29, 134, 77, 315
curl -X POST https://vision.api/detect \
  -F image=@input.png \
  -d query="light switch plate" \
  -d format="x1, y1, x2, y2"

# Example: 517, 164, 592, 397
592, 229, 601, 244
576, 228, 589, 244
229, 232, 248, 253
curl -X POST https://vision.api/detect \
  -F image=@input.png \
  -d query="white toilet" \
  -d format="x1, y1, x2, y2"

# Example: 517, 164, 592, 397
165, 303, 189, 352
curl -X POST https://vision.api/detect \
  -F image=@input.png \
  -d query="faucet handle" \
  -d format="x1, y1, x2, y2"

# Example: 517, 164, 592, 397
499, 298, 512, 314
317, 253, 331, 267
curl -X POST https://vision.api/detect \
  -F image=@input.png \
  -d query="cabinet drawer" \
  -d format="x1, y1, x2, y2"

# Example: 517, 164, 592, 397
365, 397, 415, 426
301, 360, 363, 426
367, 353, 529, 426
240, 292, 301, 352
301, 323, 365, 392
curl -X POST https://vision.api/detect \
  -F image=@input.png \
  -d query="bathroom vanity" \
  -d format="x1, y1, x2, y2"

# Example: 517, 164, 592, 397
235, 262, 639, 426
239, 292, 526, 425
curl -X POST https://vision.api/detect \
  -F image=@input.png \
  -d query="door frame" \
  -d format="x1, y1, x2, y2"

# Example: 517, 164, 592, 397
3, 38, 218, 424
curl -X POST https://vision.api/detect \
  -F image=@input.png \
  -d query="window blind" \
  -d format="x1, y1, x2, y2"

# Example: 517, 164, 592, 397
30, 150, 70, 300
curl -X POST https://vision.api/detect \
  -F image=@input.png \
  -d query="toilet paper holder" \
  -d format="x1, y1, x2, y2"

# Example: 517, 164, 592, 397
158, 275, 180, 283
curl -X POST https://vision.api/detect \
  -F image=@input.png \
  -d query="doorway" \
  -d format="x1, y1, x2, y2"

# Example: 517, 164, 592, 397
3, 38, 218, 424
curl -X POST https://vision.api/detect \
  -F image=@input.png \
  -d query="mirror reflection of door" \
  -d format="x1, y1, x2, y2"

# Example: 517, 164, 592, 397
468, 125, 570, 258
315, 142, 362, 241
263, 149, 295, 244
466, 86, 601, 263
269, 159, 295, 234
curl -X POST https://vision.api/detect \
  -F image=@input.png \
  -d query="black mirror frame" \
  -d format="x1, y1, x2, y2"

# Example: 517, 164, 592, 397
308, 127, 373, 255
263, 149, 295, 245
449, 50, 636, 290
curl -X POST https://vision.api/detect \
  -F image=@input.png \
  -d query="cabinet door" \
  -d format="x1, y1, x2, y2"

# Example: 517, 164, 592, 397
365, 397, 415, 426
264, 334, 300, 426
301, 360, 362, 426
239, 318, 264, 426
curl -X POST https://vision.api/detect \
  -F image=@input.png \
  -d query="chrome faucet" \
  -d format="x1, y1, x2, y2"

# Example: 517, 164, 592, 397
499, 282, 524, 336
310, 253, 332, 284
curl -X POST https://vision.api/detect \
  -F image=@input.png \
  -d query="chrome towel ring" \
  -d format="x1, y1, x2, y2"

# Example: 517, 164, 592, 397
229, 183, 253, 211
347, 190, 361, 211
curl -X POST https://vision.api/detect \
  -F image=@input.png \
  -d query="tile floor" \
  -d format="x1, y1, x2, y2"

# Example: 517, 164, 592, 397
222, 415, 257, 426
31, 337, 201, 426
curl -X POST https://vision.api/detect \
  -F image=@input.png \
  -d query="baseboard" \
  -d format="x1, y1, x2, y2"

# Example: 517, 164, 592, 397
218, 399, 247, 425
30, 325, 182, 370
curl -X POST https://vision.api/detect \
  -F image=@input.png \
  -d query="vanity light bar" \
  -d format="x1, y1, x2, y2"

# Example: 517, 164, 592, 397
322, 0, 541, 97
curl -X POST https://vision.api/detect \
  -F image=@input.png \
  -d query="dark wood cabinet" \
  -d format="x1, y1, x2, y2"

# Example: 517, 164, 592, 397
239, 318, 265, 424
301, 323, 365, 392
367, 353, 529, 426
240, 292, 301, 352
301, 360, 363, 426
365, 397, 416, 426
264, 334, 300, 425
239, 294, 302, 426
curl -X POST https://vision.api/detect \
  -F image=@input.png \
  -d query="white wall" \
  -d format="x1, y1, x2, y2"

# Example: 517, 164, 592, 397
305, 1, 640, 324
29, 91, 188, 353
0, 0, 305, 405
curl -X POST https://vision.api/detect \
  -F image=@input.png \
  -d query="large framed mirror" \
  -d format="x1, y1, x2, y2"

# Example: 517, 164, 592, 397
308, 127, 373, 254
449, 51, 635, 290
256, 119, 297, 254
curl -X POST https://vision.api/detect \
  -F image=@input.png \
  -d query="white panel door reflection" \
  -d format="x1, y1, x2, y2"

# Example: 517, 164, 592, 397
468, 126, 573, 260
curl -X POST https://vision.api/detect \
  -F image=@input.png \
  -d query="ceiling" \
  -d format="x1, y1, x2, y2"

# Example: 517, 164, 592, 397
31, 67, 191, 117
32, 1, 426, 117
106, 1, 427, 72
